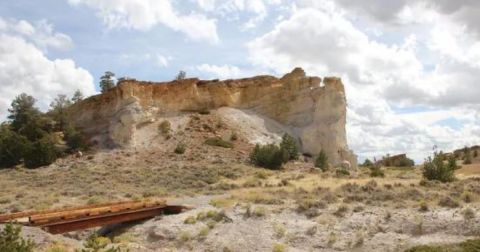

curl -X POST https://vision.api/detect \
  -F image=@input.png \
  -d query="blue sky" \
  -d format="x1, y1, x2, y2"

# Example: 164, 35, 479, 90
1, 0, 479, 162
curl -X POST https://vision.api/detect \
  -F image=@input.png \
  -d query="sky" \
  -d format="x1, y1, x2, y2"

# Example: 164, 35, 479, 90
0, 0, 480, 162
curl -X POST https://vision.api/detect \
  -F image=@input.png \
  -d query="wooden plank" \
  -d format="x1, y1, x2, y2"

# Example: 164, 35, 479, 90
29, 201, 165, 224
39, 205, 185, 234
0, 199, 162, 223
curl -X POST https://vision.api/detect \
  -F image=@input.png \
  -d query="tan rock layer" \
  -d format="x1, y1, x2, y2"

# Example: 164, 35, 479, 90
71, 68, 357, 167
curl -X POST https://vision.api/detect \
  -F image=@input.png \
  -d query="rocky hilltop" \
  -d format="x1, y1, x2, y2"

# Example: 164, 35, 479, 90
71, 68, 357, 167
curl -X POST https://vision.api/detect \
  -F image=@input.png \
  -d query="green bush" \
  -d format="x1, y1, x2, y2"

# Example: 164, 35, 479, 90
315, 150, 328, 171
76, 233, 122, 252
336, 168, 350, 177
64, 125, 89, 151
0, 223, 35, 252
0, 127, 29, 168
361, 159, 374, 168
250, 144, 287, 170
404, 239, 480, 252
174, 142, 186, 154
369, 166, 385, 177
24, 135, 58, 169
204, 137, 233, 148
159, 120, 171, 137
422, 152, 456, 183
280, 133, 299, 161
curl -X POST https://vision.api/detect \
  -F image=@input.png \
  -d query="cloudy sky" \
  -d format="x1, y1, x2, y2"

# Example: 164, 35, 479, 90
1, 0, 479, 162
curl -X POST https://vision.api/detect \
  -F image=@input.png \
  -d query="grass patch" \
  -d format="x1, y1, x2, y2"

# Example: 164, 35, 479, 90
405, 239, 480, 252
204, 137, 233, 148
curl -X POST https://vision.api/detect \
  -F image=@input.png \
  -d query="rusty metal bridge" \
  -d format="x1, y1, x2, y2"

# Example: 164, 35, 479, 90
0, 199, 187, 234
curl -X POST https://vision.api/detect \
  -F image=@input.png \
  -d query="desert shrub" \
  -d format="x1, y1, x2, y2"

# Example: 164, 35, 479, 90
204, 137, 233, 148
250, 144, 287, 170
280, 133, 299, 161
462, 208, 475, 220
336, 168, 350, 177
24, 135, 58, 169
369, 166, 385, 177
272, 243, 286, 252
405, 239, 480, 252
474, 149, 478, 158
230, 132, 238, 141
464, 151, 472, 165
174, 142, 186, 154
0, 223, 35, 252
184, 216, 196, 224
361, 159, 374, 167
422, 152, 456, 182
333, 205, 349, 217
438, 196, 460, 208
0, 127, 29, 168
77, 233, 122, 252
419, 201, 429, 212
159, 120, 171, 136
315, 150, 328, 171
64, 125, 89, 151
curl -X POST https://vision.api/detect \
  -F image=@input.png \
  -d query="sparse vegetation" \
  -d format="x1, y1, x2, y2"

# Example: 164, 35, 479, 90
175, 70, 186, 80
280, 133, 299, 161
230, 132, 238, 141
76, 233, 122, 252
272, 243, 286, 252
24, 135, 58, 168
159, 120, 172, 138
204, 137, 234, 148
335, 167, 350, 177
315, 150, 328, 171
361, 158, 374, 167
0, 223, 35, 252
405, 239, 480, 252
174, 142, 186, 154
250, 144, 287, 170
422, 152, 456, 182
369, 165, 385, 177
99, 71, 116, 93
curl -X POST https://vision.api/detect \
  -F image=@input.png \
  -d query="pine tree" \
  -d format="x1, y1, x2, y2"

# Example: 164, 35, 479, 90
72, 89, 84, 103
315, 150, 328, 172
280, 133, 299, 161
175, 70, 186, 80
49, 94, 73, 131
99, 71, 116, 93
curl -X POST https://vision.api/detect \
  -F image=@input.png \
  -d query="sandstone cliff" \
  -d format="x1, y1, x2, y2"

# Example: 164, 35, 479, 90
70, 68, 357, 167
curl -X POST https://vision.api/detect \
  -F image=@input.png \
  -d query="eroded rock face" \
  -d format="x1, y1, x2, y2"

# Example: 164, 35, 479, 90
70, 68, 357, 167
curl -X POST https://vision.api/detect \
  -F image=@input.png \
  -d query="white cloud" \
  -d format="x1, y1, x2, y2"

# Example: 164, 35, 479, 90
247, 2, 480, 161
0, 19, 95, 120
196, 64, 242, 79
119, 53, 170, 68
195, 0, 283, 29
0, 18, 73, 51
68, 0, 219, 43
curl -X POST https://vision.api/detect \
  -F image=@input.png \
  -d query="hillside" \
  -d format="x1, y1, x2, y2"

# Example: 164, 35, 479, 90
69, 68, 357, 168
0, 70, 479, 252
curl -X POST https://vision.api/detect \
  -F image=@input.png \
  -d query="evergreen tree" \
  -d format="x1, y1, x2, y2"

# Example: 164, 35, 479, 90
7, 93, 47, 141
49, 94, 72, 131
72, 89, 84, 103
24, 135, 58, 169
280, 133, 299, 161
175, 70, 186, 80
0, 126, 29, 168
315, 150, 328, 172
99, 71, 116, 93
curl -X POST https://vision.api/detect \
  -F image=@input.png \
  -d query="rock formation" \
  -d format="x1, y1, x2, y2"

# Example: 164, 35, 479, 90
70, 68, 357, 167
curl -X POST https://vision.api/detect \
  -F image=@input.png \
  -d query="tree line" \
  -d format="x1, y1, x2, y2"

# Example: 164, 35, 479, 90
0, 91, 88, 169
